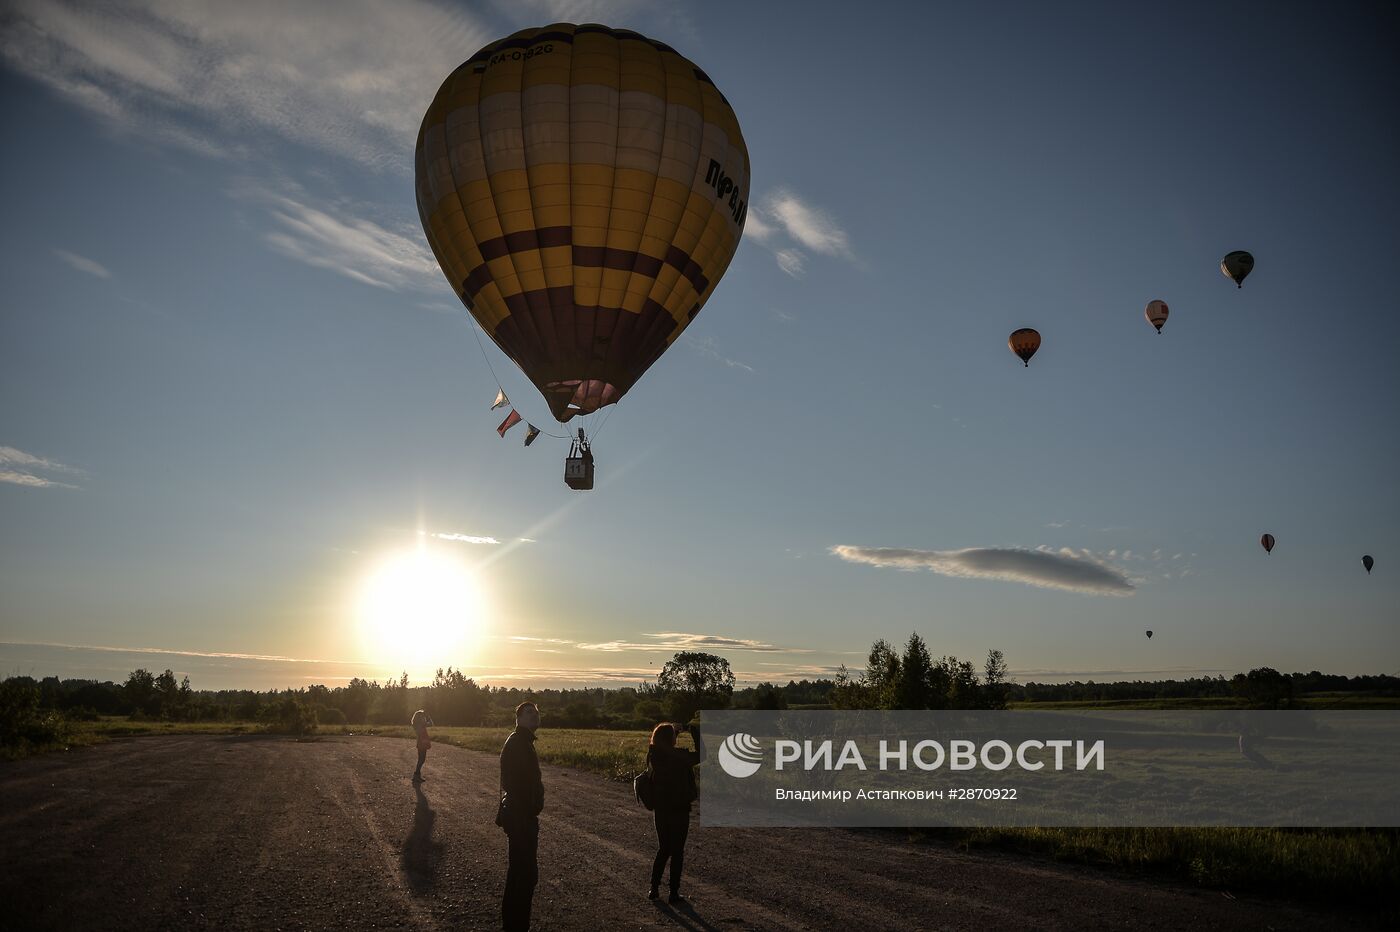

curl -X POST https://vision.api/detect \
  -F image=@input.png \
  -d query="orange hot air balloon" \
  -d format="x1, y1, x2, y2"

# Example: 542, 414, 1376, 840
1009, 328, 1041, 367
1362, 554, 1374, 574
1221, 251, 1254, 288
415, 24, 750, 423
1260, 533, 1275, 554
1145, 299, 1169, 333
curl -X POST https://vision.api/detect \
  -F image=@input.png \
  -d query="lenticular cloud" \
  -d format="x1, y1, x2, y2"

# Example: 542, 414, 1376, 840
830, 545, 1135, 596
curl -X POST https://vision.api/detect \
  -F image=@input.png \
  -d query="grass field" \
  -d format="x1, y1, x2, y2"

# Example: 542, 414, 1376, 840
19, 714, 1398, 905
1007, 695, 1400, 710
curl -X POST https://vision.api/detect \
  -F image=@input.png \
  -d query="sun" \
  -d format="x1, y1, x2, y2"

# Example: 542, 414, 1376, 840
356, 548, 487, 674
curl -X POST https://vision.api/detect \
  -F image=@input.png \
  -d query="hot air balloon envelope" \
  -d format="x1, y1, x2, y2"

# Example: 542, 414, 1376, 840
1363, 554, 1374, 574
1261, 533, 1275, 553
1221, 251, 1254, 288
1145, 630, 1153, 639
1145, 299, 1169, 333
1009, 328, 1041, 367
416, 24, 750, 422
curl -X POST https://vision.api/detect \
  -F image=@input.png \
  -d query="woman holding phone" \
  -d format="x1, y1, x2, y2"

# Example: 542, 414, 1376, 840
646, 721, 702, 904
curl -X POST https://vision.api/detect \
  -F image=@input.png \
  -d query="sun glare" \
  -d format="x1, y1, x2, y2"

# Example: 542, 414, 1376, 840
356, 548, 487, 674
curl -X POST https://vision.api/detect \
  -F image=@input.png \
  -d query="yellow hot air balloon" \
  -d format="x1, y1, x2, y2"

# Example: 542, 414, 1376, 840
1145, 299, 1169, 333
415, 24, 750, 424
1221, 250, 1254, 288
1009, 328, 1040, 367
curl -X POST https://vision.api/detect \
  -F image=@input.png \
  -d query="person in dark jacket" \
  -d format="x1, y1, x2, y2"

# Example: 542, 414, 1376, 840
500, 702, 544, 932
647, 721, 702, 904
410, 709, 433, 782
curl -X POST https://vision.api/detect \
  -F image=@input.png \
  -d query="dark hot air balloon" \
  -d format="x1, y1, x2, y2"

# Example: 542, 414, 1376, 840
1145, 630, 1153, 639
1261, 533, 1275, 554
1363, 554, 1374, 574
1145, 299, 1168, 333
416, 24, 750, 424
1221, 251, 1254, 288
1009, 328, 1040, 367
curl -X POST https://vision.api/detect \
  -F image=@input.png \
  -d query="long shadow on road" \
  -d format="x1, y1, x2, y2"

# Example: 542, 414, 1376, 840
401, 781, 442, 893
651, 899, 723, 932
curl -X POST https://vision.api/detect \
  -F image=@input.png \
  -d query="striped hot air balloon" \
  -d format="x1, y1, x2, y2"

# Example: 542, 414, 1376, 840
1145, 299, 1169, 333
416, 24, 750, 422
1009, 328, 1041, 367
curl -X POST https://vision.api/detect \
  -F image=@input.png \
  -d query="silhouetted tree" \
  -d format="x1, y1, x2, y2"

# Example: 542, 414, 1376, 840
751, 682, 787, 710
982, 649, 1009, 709
1232, 667, 1294, 709
657, 652, 735, 722
896, 634, 935, 709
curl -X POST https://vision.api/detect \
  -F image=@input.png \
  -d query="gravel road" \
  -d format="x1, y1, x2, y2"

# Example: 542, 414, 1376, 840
0, 735, 1380, 930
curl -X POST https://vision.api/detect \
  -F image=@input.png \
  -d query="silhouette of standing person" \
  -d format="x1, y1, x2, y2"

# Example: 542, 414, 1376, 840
499, 702, 543, 932
411, 709, 434, 782
647, 721, 702, 904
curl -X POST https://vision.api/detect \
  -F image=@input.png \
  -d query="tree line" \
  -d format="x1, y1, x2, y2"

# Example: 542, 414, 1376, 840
5, 640, 1397, 753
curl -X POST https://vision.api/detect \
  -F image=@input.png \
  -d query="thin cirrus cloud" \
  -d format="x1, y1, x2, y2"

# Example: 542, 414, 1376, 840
0, 446, 82, 489
831, 544, 1135, 596
744, 188, 853, 278
52, 248, 111, 279
0, 0, 487, 170
251, 188, 441, 291
432, 532, 501, 545
576, 631, 793, 653
682, 334, 754, 372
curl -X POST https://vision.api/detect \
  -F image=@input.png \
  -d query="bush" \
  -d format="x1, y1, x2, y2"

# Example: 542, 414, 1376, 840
0, 678, 69, 754
318, 707, 347, 726
257, 695, 317, 736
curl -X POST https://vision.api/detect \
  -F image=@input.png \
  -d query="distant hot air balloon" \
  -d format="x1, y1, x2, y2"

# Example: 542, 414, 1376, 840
416, 24, 750, 425
1261, 533, 1275, 554
1009, 328, 1041, 367
1221, 251, 1254, 288
1145, 630, 1154, 639
1363, 554, 1374, 574
1145, 299, 1169, 333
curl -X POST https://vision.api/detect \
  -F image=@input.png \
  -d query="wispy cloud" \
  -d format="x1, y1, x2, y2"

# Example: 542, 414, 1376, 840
0, 446, 82, 489
52, 248, 110, 279
773, 248, 806, 278
683, 334, 754, 372
830, 544, 1135, 596
766, 190, 850, 256
432, 532, 501, 545
248, 187, 440, 290
1013, 667, 1235, 682
0, 0, 487, 171
576, 631, 793, 653
743, 211, 776, 241
743, 188, 853, 278
2, 640, 369, 666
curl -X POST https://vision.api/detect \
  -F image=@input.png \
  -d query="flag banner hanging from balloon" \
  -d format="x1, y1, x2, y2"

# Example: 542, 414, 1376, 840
524, 424, 540, 447
496, 409, 522, 437
491, 389, 510, 411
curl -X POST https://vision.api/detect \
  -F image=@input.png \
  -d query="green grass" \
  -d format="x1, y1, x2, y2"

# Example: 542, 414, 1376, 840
922, 825, 1399, 905
1008, 694, 1400, 711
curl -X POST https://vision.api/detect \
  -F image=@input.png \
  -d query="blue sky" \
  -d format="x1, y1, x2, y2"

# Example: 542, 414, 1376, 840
2, 0, 1397, 690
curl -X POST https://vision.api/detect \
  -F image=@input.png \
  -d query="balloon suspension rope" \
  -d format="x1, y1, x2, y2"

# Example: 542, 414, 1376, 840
466, 316, 569, 441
